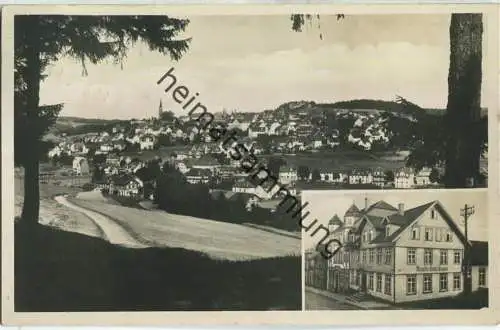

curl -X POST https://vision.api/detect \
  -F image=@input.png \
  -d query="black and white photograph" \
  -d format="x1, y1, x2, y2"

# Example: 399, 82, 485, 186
1, 3, 499, 327
303, 189, 488, 310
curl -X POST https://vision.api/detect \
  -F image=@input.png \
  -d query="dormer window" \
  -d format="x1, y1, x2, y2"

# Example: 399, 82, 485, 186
386, 226, 390, 237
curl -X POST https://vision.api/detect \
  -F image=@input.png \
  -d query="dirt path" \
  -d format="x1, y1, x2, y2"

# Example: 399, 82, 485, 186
54, 195, 149, 249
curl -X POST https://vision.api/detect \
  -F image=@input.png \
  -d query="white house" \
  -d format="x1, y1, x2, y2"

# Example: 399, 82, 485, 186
278, 166, 298, 185
72, 156, 90, 176
395, 167, 416, 189
139, 134, 156, 150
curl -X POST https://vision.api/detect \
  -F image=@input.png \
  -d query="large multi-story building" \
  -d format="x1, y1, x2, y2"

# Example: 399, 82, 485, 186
313, 199, 488, 304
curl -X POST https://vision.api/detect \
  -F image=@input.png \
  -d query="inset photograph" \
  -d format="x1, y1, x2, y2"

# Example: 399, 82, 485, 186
303, 189, 488, 310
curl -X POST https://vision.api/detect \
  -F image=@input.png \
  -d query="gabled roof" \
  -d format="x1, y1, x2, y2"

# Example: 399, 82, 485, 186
110, 174, 139, 186
328, 214, 343, 226
370, 201, 469, 246
364, 200, 398, 214
364, 214, 387, 230
370, 201, 435, 243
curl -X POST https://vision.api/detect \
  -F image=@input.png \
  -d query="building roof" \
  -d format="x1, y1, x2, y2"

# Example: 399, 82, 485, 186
470, 240, 488, 266
363, 214, 387, 230
368, 201, 435, 243
185, 168, 212, 177
191, 155, 220, 167
345, 203, 361, 216
110, 174, 139, 186
350, 169, 372, 176
279, 166, 297, 173
364, 200, 398, 214
395, 167, 415, 176
227, 192, 259, 203
234, 179, 255, 189
328, 214, 343, 226
368, 200, 469, 246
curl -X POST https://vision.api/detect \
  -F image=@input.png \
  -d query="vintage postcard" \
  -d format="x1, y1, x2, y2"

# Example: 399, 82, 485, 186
1, 3, 499, 326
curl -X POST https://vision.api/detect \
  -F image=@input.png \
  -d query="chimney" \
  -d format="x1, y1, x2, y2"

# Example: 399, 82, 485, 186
398, 203, 405, 215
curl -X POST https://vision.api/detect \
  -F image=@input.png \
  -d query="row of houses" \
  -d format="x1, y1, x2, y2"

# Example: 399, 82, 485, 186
94, 174, 145, 197
305, 199, 488, 304
270, 166, 436, 189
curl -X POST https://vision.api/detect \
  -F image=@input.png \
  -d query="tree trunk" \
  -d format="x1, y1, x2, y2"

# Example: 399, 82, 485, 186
20, 16, 42, 227
444, 14, 483, 188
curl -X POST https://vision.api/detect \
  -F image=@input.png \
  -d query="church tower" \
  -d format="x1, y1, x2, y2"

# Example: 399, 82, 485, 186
158, 99, 163, 119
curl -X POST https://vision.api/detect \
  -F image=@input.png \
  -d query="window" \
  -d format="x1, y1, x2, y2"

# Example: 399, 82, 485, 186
407, 248, 416, 265
368, 273, 374, 290
385, 226, 390, 237
479, 268, 486, 286
453, 273, 461, 291
376, 249, 382, 264
431, 209, 436, 219
423, 274, 433, 293
439, 273, 448, 292
367, 231, 372, 242
369, 249, 375, 263
376, 273, 382, 292
440, 250, 448, 265
406, 275, 417, 295
410, 226, 420, 240
454, 251, 461, 264
424, 249, 433, 265
384, 248, 392, 265
445, 231, 453, 242
362, 250, 367, 264
425, 228, 433, 241
384, 274, 392, 295
435, 228, 443, 242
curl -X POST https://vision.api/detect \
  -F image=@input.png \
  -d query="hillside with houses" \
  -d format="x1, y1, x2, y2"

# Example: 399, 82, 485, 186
39, 99, 488, 231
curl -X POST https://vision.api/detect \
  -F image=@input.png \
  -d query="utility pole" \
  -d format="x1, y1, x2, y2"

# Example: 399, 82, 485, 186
460, 204, 475, 296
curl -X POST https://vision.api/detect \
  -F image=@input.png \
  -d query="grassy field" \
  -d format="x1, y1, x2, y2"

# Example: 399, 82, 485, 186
68, 197, 301, 261
15, 223, 301, 311
14, 172, 102, 238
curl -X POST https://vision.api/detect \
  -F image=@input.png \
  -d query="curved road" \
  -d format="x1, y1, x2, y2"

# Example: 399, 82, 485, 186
54, 195, 149, 249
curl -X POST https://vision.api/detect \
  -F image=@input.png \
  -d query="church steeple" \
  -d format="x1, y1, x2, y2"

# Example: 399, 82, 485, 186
158, 99, 163, 119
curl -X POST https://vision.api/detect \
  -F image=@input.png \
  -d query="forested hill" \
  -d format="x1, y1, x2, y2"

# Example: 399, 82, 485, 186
278, 99, 487, 117
331, 99, 440, 113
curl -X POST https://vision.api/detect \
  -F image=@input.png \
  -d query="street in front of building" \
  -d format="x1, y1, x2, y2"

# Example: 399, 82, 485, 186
305, 290, 360, 310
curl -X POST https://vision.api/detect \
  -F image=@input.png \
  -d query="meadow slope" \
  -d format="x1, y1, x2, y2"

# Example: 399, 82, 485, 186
68, 194, 301, 261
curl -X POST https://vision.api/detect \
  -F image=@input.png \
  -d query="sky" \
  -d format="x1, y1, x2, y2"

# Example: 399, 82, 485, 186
302, 189, 489, 250
39, 14, 489, 119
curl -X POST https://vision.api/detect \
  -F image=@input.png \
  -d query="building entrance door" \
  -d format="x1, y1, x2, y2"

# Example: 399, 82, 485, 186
361, 271, 367, 292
